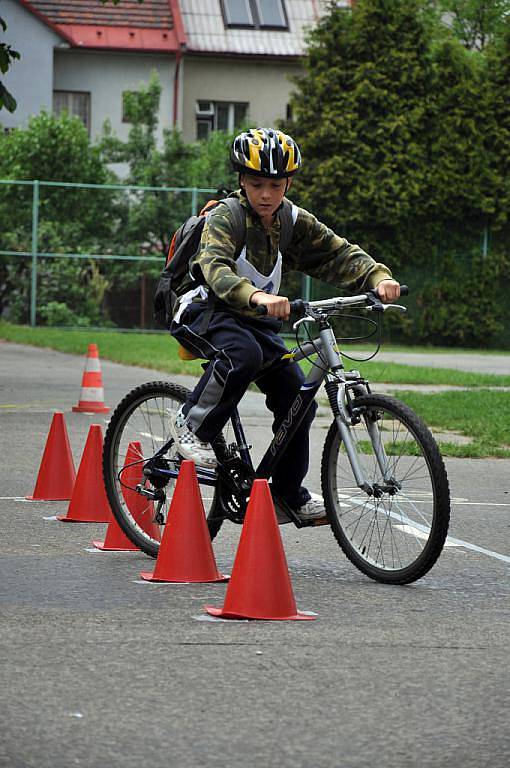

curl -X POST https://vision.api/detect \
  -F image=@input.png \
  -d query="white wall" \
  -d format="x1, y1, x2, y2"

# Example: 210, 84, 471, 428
53, 49, 176, 145
181, 55, 301, 142
1, 0, 62, 129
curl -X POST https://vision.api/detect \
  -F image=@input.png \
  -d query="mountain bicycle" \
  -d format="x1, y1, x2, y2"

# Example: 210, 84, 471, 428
103, 287, 450, 585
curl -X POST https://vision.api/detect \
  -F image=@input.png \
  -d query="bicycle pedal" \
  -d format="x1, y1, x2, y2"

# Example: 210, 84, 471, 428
301, 515, 329, 527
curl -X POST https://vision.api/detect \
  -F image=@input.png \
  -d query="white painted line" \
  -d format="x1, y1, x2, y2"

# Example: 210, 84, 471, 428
394, 524, 462, 547
42, 515, 59, 521
0, 496, 43, 502
440, 536, 510, 564
339, 494, 510, 565
140, 432, 164, 442
452, 501, 510, 507
193, 614, 250, 623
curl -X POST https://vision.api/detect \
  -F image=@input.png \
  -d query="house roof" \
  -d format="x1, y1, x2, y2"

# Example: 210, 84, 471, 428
179, 0, 320, 58
20, 0, 185, 52
26, 0, 174, 27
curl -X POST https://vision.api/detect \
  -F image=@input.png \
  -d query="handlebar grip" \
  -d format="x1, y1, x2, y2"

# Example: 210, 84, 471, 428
254, 300, 306, 318
400, 285, 409, 296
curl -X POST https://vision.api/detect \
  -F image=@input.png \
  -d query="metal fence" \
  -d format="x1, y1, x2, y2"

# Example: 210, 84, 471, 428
0, 179, 219, 328
0, 178, 314, 330
1, 178, 503, 345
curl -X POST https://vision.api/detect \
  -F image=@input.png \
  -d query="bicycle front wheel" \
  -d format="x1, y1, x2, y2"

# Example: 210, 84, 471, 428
103, 381, 224, 558
321, 394, 450, 584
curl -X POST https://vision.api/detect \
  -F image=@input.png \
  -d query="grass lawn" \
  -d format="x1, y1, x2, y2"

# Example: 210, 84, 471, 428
1, 321, 509, 458
396, 390, 510, 459
1, 321, 509, 387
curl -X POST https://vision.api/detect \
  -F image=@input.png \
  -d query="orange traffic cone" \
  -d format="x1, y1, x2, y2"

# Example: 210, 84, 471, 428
26, 412, 76, 500
120, 441, 161, 542
92, 516, 138, 551
140, 460, 228, 583
57, 424, 112, 523
93, 441, 160, 550
205, 479, 316, 621
72, 343, 109, 413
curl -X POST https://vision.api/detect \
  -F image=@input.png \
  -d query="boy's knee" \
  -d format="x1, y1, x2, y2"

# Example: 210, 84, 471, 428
226, 342, 263, 379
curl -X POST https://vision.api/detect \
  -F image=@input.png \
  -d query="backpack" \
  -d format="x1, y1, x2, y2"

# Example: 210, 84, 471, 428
153, 195, 295, 329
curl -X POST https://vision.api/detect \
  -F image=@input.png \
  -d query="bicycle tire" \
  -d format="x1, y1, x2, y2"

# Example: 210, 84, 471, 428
103, 381, 225, 558
321, 394, 450, 584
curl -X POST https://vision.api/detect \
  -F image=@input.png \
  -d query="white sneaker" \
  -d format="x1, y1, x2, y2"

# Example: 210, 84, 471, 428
296, 492, 326, 521
170, 408, 217, 469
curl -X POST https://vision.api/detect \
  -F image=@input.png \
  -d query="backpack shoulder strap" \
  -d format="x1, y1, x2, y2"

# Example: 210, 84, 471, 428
278, 199, 296, 254
222, 196, 246, 257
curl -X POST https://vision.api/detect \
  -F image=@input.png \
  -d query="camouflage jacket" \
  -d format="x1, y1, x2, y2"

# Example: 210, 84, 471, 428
181, 191, 392, 314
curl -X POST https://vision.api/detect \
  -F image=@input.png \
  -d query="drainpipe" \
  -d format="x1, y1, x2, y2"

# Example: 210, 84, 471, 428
168, 0, 187, 129
173, 48, 183, 127
174, 45, 186, 128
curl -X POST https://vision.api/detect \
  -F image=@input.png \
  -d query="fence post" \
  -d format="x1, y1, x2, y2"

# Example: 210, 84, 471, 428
302, 274, 312, 302
482, 226, 489, 259
30, 180, 40, 327
191, 187, 198, 217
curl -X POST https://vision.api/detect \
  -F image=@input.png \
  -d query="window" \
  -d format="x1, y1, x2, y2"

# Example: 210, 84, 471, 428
221, 0, 288, 30
53, 91, 91, 133
196, 101, 248, 140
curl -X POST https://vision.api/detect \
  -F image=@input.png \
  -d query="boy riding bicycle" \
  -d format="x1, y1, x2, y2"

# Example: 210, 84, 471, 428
170, 127, 400, 521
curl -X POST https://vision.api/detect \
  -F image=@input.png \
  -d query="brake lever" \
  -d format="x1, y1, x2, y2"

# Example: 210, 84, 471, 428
292, 315, 316, 331
367, 303, 407, 314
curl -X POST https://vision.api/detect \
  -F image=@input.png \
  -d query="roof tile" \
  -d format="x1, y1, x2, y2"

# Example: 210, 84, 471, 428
26, 0, 173, 29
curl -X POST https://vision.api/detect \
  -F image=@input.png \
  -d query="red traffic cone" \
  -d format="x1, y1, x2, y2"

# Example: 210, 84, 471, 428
57, 424, 112, 523
26, 412, 76, 500
205, 480, 316, 621
93, 516, 138, 551
93, 441, 160, 550
72, 343, 109, 413
140, 460, 228, 583
120, 441, 161, 542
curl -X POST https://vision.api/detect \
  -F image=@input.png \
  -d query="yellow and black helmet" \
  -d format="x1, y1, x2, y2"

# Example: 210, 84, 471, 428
230, 128, 301, 178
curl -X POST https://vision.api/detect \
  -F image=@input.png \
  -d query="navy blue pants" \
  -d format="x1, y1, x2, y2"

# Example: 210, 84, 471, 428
171, 303, 317, 509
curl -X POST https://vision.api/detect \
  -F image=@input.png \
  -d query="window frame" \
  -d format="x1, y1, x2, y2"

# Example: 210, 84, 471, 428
253, 0, 289, 30
195, 100, 248, 140
220, 0, 289, 31
53, 90, 91, 134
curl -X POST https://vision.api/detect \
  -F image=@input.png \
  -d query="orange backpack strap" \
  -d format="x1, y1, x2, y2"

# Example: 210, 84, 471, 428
165, 231, 178, 267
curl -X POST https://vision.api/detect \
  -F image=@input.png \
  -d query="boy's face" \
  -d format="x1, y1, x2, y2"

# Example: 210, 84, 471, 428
240, 175, 291, 220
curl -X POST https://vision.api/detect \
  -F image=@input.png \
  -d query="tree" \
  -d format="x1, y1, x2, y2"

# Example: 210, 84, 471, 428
485, 16, 510, 231
437, 0, 510, 49
288, 0, 434, 266
0, 16, 20, 112
0, 111, 116, 323
101, 71, 236, 257
425, 38, 495, 235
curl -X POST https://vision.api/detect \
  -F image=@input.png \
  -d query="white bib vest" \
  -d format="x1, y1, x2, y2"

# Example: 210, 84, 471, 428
174, 203, 299, 323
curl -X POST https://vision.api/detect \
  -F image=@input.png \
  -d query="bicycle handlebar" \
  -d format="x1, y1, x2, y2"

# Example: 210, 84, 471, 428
254, 285, 409, 317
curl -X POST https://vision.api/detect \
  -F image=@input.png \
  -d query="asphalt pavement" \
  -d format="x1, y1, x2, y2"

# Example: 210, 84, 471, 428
0, 341, 509, 768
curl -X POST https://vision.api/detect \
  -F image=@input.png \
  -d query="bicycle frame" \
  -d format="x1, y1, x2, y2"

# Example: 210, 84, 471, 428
145, 320, 387, 506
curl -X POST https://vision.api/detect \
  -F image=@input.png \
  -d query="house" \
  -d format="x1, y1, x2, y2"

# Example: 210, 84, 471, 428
1, 0, 351, 143
1, 0, 184, 146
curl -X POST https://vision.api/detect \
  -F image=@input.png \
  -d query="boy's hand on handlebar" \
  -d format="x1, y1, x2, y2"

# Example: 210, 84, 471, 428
250, 291, 291, 319
375, 279, 401, 303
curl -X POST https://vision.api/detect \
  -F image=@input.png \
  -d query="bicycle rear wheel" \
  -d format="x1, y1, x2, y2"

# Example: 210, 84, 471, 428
103, 381, 224, 558
321, 394, 450, 584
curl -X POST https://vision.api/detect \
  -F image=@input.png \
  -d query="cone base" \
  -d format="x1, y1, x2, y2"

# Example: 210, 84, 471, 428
26, 494, 71, 501
73, 404, 109, 413
204, 605, 316, 621
140, 571, 229, 584
92, 539, 138, 551
56, 515, 111, 523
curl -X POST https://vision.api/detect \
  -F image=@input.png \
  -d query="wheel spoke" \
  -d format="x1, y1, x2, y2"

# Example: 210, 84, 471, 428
324, 395, 449, 583
103, 383, 223, 558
